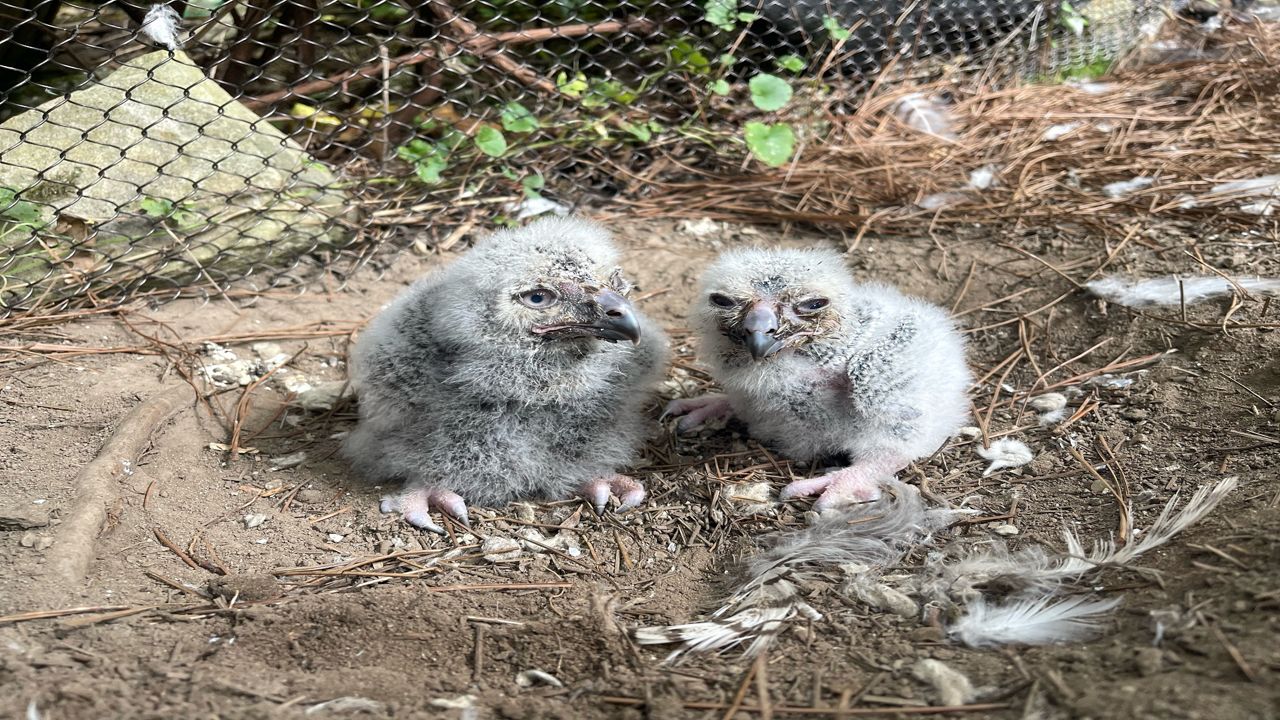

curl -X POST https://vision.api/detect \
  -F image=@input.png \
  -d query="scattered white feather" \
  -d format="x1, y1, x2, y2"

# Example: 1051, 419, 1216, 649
1193, 175, 1280, 214
917, 192, 967, 210
892, 93, 956, 140
141, 4, 183, 50
912, 659, 976, 705
1086, 276, 1280, 307
1209, 175, 1280, 196
633, 579, 821, 661
976, 438, 1034, 477
1102, 177, 1154, 198
507, 196, 569, 220
967, 165, 999, 191
1042, 121, 1083, 141
636, 483, 956, 662
949, 595, 1121, 647
931, 477, 1239, 594
27, 700, 42, 720
1066, 80, 1115, 95
1029, 393, 1068, 426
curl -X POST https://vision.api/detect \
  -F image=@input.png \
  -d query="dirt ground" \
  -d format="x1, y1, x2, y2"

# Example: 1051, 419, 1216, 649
1, 215, 1278, 720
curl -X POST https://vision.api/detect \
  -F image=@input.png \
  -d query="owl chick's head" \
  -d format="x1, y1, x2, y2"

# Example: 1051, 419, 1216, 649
444, 217, 643, 346
695, 247, 854, 361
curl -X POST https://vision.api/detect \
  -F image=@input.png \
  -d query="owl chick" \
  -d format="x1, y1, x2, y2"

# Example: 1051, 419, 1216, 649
343, 217, 669, 531
666, 247, 969, 510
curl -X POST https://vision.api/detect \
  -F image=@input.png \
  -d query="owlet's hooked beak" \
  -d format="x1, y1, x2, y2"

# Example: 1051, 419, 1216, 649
592, 288, 642, 344
742, 301, 782, 360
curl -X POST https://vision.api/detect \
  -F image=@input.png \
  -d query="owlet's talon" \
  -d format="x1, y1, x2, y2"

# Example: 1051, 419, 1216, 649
580, 474, 646, 515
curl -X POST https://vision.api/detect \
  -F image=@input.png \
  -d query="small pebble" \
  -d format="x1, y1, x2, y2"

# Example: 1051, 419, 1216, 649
243, 513, 268, 529
1121, 407, 1150, 421
327, 533, 345, 543
515, 669, 564, 688
992, 523, 1020, 536
1029, 393, 1067, 412
269, 451, 307, 470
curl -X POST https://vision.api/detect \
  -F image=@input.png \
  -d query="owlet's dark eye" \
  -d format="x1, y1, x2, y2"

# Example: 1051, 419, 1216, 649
519, 288, 559, 309
709, 293, 737, 308
796, 298, 830, 314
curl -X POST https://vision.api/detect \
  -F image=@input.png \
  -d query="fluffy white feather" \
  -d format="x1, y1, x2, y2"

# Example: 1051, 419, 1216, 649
1086, 276, 1280, 307
976, 438, 1034, 477
949, 595, 1121, 647
892, 93, 956, 139
141, 4, 183, 50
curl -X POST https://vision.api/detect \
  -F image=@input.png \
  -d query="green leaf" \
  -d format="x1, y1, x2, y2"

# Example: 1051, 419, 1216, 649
500, 102, 540, 133
670, 40, 711, 73
474, 127, 508, 157
139, 197, 175, 218
414, 157, 448, 184
711, 78, 731, 96
556, 72, 589, 97
736, 12, 758, 22
621, 121, 652, 143
748, 74, 792, 112
822, 15, 851, 41
719, 53, 736, 66
744, 122, 795, 167
0, 188, 42, 226
521, 173, 545, 199
778, 54, 805, 73
703, 0, 736, 31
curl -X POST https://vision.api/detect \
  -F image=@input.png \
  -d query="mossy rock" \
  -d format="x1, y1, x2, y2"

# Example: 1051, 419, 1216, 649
0, 50, 351, 310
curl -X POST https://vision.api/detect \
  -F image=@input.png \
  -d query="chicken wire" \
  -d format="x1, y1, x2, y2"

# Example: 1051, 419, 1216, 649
0, 0, 1172, 317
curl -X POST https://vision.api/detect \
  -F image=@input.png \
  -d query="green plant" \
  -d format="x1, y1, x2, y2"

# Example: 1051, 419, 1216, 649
500, 102, 540, 134
822, 15, 853, 42
703, 0, 759, 33
0, 187, 43, 228
139, 196, 203, 228
474, 127, 508, 157
744, 122, 795, 168
748, 74, 792, 111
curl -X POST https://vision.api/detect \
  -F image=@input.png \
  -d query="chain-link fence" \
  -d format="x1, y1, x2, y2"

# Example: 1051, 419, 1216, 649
1, 0, 1177, 317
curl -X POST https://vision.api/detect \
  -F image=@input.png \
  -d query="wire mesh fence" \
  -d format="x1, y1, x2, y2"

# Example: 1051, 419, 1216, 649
1, 0, 1183, 317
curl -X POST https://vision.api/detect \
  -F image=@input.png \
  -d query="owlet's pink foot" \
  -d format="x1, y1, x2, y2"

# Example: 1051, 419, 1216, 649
580, 474, 646, 515
663, 393, 735, 433
779, 465, 886, 512
380, 485, 470, 533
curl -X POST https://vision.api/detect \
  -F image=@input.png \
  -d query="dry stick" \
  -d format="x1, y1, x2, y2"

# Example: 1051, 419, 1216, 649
723, 661, 760, 720
0, 606, 133, 626
44, 384, 194, 589
245, 17, 657, 107
153, 529, 203, 572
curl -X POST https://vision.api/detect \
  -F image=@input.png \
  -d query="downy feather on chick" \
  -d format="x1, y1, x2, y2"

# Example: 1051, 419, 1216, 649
343, 217, 669, 531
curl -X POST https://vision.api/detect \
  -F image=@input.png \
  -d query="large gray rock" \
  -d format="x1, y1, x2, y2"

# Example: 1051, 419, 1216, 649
0, 50, 348, 308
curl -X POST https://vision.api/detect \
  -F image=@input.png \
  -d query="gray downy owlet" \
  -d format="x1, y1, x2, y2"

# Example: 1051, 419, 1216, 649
343, 217, 670, 531
666, 247, 970, 509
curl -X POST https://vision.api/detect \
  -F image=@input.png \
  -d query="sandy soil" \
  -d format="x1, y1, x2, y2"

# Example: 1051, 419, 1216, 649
1, 216, 1277, 720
